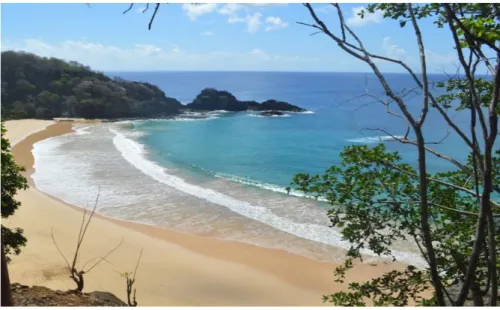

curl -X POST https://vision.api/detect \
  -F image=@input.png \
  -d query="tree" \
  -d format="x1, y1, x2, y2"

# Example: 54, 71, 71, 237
289, 3, 499, 306
1, 123, 28, 263
1, 242, 14, 306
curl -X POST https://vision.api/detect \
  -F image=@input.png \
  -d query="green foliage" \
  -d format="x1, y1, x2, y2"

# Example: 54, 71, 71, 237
290, 144, 499, 306
1, 51, 182, 120
1, 123, 28, 262
324, 265, 432, 306
435, 78, 495, 112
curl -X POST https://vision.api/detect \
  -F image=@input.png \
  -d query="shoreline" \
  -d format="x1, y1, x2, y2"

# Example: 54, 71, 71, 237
6, 119, 402, 306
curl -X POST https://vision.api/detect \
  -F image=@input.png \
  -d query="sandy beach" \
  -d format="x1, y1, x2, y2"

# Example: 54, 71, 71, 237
4, 119, 400, 306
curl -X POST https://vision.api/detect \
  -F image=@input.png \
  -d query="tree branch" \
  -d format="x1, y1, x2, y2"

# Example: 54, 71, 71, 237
82, 237, 123, 273
123, 3, 134, 14
408, 4, 429, 126
148, 4, 161, 30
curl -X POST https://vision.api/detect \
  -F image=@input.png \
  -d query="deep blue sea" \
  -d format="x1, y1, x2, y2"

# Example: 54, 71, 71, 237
32, 72, 475, 266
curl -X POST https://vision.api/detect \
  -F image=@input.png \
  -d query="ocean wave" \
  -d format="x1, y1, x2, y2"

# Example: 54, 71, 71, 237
248, 113, 291, 118
74, 125, 91, 135
211, 172, 327, 202
347, 135, 403, 144
110, 127, 425, 267
114, 120, 141, 125
291, 110, 315, 114
207, 110, 232, 114
170, 116, 218, 122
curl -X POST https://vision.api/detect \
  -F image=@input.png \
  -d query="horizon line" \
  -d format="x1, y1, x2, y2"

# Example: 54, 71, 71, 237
103, 70, 459, 76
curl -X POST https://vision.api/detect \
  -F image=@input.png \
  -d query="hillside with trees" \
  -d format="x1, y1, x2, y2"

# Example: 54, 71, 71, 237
1, 51, 307, 120
1, 51, 182, 120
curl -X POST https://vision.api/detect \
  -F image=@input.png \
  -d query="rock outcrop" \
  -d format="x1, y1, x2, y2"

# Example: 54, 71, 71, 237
11, 283, 127, 306
259, 111, 286, 117
185, 88, 306, 112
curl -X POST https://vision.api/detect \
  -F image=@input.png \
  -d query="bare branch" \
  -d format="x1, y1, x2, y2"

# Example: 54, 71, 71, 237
51, 228, 71, 272
82, 237, 124, 274
361, 127, 467, 173
378, 160, 479, 198
133, 248, 143, 280
383, 200, 500, 217
123, 3, 134, 14
125, 248, 143, 307
148, 4, 161, 30
444, 4, 489, 144
408, 4, 429, 126
71, 189, 100, 270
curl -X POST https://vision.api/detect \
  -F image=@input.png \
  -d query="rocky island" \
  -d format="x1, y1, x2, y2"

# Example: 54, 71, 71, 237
185, 88, 306, 113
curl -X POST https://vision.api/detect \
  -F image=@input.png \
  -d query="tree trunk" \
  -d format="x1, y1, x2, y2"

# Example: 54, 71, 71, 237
1, 241, 14, 306
415, 130, 446, 306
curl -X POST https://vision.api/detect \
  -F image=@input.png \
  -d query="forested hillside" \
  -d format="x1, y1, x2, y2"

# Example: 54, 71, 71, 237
1, 51, 182, 119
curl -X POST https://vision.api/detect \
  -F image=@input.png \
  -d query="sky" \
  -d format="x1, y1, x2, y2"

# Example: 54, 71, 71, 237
1, 3, 467, 73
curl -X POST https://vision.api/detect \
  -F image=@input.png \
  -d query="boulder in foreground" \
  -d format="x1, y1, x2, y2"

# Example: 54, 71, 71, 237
11, 283, 127, 307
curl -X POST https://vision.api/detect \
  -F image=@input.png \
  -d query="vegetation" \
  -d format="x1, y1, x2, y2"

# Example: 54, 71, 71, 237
1, 123, 28, 263
51, 191, 123, 292
290, 3, 499, 306
1, 51, 182, 120
123, 249, 143, 307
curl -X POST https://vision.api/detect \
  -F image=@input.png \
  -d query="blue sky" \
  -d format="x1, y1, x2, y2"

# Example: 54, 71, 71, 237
1, 3, 464, 73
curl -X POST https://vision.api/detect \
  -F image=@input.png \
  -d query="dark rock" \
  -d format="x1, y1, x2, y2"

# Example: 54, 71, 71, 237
89, 291, 127, 306
259, 111, 285, 117
187, 88, 247, 111
240, 100, 260, 110
185, 88, 307, 113
258, 99, 305, 112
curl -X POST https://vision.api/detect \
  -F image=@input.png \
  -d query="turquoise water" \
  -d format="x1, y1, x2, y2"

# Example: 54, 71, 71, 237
119, 71, 471, 190
32, 71, 481, 266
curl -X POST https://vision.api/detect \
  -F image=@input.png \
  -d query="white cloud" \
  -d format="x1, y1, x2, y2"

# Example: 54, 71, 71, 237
134, 44, 163, 56
346, 6, 383, 27
136, 6, 147, 14
228, 16, 245, 23
380, 37, 459, 73
182, 3, 217, 21
316, 5, 334, 14
265, 16, 288, 32
218, 3, 243, 16
229, 12, 263, 33
171, 45, 181, 53
382, 36, 406, 60
1, 38, 320, 71
425, 49, 458, 72
249, 48, 270, 60
200, 31, 213, 36
218, 3, 280, 16
246, 13, 263, 33
218, 4, 287, 33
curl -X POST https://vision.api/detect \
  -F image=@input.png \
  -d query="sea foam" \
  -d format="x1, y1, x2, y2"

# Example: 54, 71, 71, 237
111, 127, 426, 267
347, 135, 403, 143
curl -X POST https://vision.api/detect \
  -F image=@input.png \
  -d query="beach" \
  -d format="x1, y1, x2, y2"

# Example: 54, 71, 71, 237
4, 119, 400, 306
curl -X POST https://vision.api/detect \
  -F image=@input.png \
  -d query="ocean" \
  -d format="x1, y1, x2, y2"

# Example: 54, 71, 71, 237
32, 71, 473, 267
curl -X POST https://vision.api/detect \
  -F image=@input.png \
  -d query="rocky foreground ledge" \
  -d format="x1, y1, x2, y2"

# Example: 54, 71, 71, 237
11, 283, 127, 307
185, 88, 307, 113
